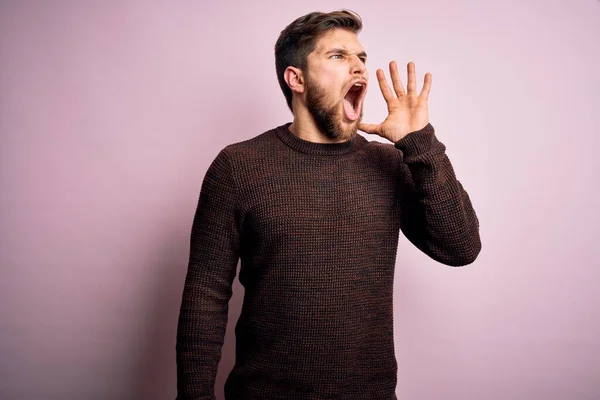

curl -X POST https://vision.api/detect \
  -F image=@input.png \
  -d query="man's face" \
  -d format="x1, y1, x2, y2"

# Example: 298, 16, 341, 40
304, 28, 368, 141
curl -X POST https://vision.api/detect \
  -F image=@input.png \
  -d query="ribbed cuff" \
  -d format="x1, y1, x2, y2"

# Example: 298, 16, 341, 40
393, 123, 436, 157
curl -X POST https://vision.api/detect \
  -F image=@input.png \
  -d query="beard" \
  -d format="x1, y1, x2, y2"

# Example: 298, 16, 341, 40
305, 74, 363, 141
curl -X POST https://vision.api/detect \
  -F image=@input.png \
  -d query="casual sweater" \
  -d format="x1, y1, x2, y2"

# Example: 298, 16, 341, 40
176, 122, 481, 400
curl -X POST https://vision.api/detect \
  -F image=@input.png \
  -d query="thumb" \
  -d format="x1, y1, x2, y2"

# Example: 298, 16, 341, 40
358, 123, 381, 135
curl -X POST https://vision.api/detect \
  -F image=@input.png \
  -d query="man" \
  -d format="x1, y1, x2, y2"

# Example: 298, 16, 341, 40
176, 10, 480, 400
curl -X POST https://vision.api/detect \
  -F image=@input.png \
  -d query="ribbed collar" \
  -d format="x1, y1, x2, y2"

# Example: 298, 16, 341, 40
275, 123, 356, 156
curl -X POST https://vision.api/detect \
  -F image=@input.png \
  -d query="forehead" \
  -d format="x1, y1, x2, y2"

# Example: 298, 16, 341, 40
312, 28, 364, 54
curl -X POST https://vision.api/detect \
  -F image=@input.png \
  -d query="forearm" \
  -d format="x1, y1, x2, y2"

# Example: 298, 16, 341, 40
396, 123, 481, 266
176, 257, 237, 399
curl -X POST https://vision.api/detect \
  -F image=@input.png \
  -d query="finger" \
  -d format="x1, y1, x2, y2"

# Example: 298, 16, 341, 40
420, 72, 432, 100
389, 61, 405, 97
376, 69, 396, 104
406, 62, 417, 95
359, 122, 381, 135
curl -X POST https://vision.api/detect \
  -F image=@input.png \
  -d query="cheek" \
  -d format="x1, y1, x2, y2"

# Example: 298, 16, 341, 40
319, 67, 344, 92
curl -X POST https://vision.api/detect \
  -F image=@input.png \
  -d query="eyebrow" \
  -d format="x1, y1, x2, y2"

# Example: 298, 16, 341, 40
324, 48, 368, 58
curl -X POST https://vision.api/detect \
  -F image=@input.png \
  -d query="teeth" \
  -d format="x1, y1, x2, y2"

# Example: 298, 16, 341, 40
354, 83, 362, 86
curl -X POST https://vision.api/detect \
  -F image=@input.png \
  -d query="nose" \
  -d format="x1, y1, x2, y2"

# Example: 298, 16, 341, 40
350, 55, 366, 75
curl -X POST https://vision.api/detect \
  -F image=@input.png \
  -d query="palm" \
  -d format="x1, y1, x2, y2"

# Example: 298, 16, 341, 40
360, 61, 431, 142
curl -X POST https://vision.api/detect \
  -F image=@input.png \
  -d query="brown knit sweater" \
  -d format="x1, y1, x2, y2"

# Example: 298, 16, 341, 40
176, 122, 481, 400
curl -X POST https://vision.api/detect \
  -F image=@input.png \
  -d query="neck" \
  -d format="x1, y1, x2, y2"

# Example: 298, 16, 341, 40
288, 105, 347, 144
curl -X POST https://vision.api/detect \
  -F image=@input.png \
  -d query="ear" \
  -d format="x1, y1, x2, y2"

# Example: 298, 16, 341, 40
284, 66, 305, 94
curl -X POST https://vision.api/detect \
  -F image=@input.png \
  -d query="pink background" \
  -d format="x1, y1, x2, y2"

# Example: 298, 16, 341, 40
1, 1, 599, 399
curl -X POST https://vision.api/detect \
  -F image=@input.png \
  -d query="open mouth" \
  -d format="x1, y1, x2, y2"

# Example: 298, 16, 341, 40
343, 81, 366, 122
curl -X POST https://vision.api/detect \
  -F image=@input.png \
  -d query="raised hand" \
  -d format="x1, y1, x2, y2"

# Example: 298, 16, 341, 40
360, 61, 431, 142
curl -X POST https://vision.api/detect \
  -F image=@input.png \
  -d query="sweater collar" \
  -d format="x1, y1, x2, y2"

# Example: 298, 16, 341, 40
275, 123, 356, 156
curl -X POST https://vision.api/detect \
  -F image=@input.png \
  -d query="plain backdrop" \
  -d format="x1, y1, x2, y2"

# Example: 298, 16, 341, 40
1, 1, 599, 399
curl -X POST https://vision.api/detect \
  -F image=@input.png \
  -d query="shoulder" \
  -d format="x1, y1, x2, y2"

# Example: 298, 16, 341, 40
206, 125, 289, 179
226, 124, 286, 152
219, 125, 283, 161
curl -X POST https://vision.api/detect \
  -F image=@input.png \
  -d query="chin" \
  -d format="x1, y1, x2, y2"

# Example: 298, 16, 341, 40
306, 88, 363, 141
325, 118, 354, 141
337, 113, 362, 140
340, 123, 359, 140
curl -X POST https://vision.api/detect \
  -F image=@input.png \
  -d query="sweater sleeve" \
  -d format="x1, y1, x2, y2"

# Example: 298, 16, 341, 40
176, 149, 241, 399
394, 123, 481, 266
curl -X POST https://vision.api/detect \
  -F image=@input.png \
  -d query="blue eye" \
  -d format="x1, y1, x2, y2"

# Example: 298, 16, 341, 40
330, 54, 343, 59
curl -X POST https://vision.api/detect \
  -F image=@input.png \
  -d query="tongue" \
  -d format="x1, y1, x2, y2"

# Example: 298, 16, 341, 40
343, 97, 359, 121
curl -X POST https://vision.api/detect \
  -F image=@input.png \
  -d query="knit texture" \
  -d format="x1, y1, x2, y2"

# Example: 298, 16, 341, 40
176, 122, 481, 399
